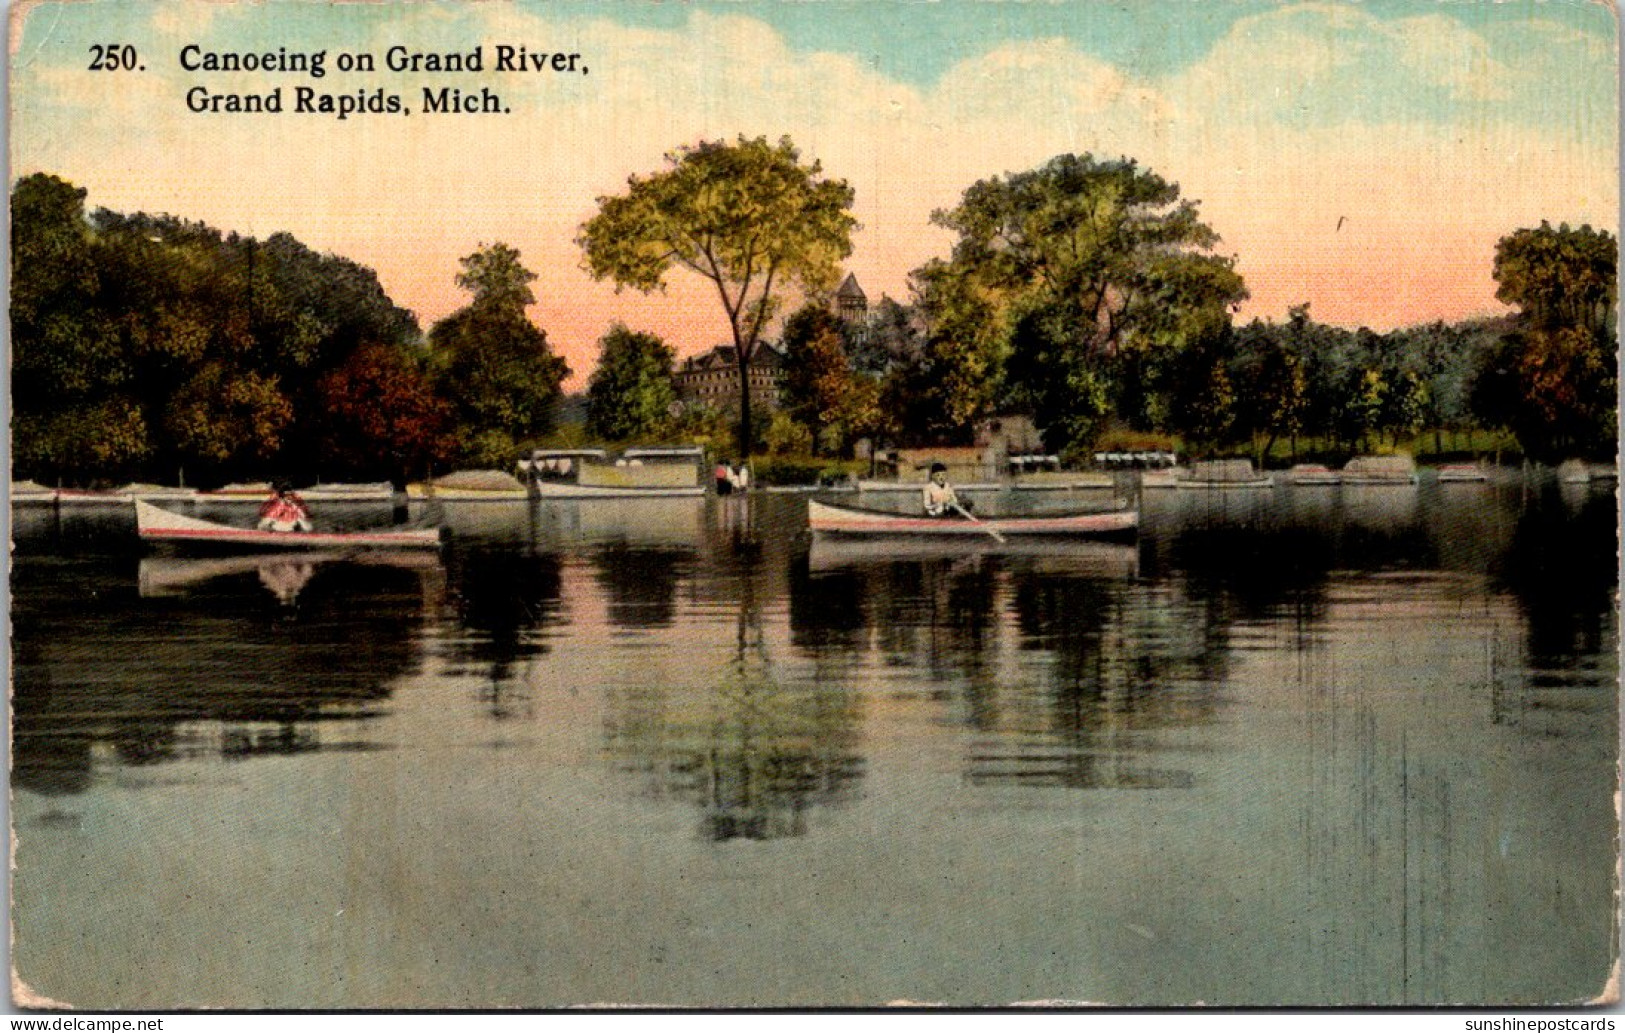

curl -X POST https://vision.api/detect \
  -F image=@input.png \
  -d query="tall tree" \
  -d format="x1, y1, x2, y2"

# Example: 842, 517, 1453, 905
920, 154, 1247, 460
1480, 222, 1617, 460
429, 244, 569, 466
578, 135, 857, 456
586, 325, 678, 441
778, 304, 863, 454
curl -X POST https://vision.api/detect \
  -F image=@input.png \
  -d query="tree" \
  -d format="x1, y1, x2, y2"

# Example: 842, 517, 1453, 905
1231, 318, 1308, 460
314, 342, 454, 482
429, 244, 569, 465
586, 325, 678, 441
779, 304, 866, 454
920, 154, 1247, 459
1494, 223, 1616, 335
578, 135, 857, 457
1481, 222, 1618, 460
11, 173, 432, 485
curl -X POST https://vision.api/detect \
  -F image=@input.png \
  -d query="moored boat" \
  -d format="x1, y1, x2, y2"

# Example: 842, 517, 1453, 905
136, 500, 442, 552
407, 469, 530, 501
1284, 463, 1341, 486
1341, 454, 1418, 485
520, 446, 708, 498
10, 480, 56, 504
53, 487, 136, 505
298, 482, 397, 502
1436, 463, 1489, 483
807, 498, 1136, 538
194, 481, 276, 502
1557, 458, 1617, 484
1177, 459, 1273, 490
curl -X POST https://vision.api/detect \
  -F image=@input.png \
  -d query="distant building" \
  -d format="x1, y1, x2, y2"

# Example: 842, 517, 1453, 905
834, 273, 868, 323
673, 343, 788, 412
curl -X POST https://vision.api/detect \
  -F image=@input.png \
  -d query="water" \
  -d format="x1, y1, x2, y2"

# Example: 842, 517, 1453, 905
9, 478, 1618, 1008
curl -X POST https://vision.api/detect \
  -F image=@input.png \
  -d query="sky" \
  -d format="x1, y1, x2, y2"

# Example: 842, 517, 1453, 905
8, 0, 1619, 388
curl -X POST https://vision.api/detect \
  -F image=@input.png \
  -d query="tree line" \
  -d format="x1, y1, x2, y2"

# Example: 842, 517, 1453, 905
582, 144, 1615, 466
12, 146, 1617, 488
11, 173, 568, 488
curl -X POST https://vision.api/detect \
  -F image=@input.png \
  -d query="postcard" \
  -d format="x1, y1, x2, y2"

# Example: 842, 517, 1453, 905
8, 0, 1618, 1011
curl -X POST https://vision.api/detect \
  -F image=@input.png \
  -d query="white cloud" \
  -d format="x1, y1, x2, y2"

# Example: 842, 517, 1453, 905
9, 1, 1616, 381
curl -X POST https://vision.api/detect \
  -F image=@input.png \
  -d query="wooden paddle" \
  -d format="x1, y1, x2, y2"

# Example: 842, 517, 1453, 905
952, 502, 1006, 543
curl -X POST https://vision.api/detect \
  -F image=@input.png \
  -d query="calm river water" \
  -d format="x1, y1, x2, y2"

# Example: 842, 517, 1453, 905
9, 475, 1618, 1008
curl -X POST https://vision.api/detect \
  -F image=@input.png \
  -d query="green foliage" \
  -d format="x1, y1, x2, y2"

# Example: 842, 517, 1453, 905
1167, 329, 1237, 452
10, 173, 428, 485
750, 455, 861, 486
777, 303, 883, 455
763, 411, 814, 456
915, 153, 1246, 455
586, 325, 678, 442
579, 135, 857, 456
1479, 223, 1618, 461
1494, 222, 1617, 334
429, 244, 569, 465
14, 397, 151, 482
455, 241, 537, 311
163, 363, 293, 467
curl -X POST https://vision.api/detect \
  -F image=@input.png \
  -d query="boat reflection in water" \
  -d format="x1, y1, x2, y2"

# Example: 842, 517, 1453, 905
806, 534, 1139, 577
138, 551, 443, 605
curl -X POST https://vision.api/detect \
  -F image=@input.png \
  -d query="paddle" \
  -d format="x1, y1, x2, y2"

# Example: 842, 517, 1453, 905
952, 502, 1006, 543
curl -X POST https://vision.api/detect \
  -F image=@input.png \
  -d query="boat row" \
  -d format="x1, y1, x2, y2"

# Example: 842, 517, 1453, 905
12, 481, 399, 506
1143, 456, 1511, 490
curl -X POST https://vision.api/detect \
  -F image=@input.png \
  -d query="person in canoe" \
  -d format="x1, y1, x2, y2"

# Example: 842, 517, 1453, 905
922, 462, 971, 518
257, 481, 313, 533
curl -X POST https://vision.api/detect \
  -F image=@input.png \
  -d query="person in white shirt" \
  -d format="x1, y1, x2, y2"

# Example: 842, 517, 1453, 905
921, 462, 961, 517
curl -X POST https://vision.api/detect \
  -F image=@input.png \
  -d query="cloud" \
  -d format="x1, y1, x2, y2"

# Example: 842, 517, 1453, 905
8, 2, 1616, 384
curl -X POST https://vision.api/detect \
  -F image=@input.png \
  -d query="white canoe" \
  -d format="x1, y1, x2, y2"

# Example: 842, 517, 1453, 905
807, 499, 1136, 538
135, 500, 442, 551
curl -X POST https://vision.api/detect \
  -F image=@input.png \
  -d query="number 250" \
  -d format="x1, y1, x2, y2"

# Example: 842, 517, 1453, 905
88, 44, 139, 71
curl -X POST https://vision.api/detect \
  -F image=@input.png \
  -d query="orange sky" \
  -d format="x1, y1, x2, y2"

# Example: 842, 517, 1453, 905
11, 2, 1617, 386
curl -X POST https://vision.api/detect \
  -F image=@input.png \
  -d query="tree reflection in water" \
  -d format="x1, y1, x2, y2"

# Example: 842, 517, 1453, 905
11, 557, 431, 796
605, 525, 863, 842
441, 546, 564, 721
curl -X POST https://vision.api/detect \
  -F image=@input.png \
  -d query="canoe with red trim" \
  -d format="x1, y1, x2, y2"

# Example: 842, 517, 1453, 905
135, 500, 442, 551
806, 499, 1136, 538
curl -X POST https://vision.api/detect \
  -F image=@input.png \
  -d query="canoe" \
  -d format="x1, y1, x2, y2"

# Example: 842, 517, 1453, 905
807, 498, 1136, 538
135, 500, 442, 552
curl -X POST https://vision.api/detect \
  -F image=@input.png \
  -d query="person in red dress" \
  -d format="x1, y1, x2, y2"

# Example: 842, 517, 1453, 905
257, 482, 313, 532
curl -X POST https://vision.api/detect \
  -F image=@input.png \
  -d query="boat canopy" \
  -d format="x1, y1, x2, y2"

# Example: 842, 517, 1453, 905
527, 449, 609, 460
621, 446, 705, 462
